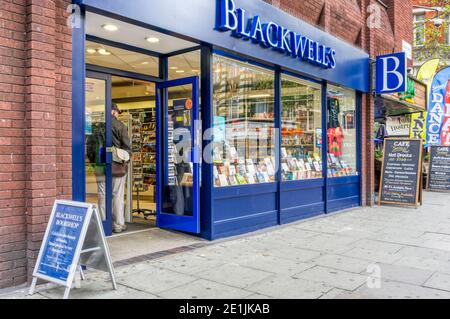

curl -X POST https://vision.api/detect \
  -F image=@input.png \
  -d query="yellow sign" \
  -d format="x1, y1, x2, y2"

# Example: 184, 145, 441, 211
417, 59, 440, 97
410, 112, 427, 144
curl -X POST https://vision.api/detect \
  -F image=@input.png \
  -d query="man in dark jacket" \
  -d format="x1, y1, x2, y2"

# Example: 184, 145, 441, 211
111, 103, 131, 233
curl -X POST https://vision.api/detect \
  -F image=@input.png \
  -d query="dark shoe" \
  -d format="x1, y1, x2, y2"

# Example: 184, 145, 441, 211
122, 224, 128, 231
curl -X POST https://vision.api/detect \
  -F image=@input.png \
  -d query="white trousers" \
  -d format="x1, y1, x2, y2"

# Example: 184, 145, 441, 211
96, 174, 127, 231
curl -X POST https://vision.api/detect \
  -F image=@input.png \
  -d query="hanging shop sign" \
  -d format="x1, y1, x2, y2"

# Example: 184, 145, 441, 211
386, 115, 411, 137
376, 52, 407, 94
427, 146, 450, 192
29, 200, 117, 299
217, 0, 337, 69
426, 67, 450, 146
379, 138, 423, 207
410, 112, 427, 144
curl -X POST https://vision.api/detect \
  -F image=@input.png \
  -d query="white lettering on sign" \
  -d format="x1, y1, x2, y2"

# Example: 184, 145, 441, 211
381, 56, 404, 92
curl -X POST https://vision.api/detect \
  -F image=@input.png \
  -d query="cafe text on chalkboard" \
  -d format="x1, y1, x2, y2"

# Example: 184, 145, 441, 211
379, 138, 423, 207
427, 146, 450, 192
29, 200, 117, 299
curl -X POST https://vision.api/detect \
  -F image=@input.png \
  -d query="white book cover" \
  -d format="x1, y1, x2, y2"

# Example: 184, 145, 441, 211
246, 173, 256, 184
219, 174, 229, 187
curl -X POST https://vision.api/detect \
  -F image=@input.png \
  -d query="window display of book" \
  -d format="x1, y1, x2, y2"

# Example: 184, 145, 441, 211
327, 154, 354, 177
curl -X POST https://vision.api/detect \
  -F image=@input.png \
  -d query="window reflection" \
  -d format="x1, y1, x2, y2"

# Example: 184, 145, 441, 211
327, 85, 358, 177
281, 75, 323, 181
213, 55, 275, 187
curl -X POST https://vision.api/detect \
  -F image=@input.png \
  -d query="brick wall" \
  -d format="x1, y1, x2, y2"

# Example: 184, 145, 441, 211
0, 0, 27, 289
0, 0, 71, 289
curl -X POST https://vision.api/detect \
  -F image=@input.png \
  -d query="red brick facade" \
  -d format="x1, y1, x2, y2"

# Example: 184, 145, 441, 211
0, 0, 412, 289
0, 0, 71, 289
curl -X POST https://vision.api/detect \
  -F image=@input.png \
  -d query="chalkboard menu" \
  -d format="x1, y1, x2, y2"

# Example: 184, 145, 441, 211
427, 146, 450, 192
379, 139, 422, 207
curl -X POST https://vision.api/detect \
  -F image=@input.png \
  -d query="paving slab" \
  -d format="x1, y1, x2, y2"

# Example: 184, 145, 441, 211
368, 232, 425, 246
158, 279, 253, 299
350, 239, 404, 254
423, 272, 450, 292
342, 247, 404, 264
39, 281, 159, 299
319, 287, 353, 299
419, 232, 450, 242
245, 241, 322, 263
293, 266, 367, 291
246, 275, 332, 299
152, 254, 226, 276
345, 279, 450, 299
312, 254, 370, 273
361, 263, 434, 286
418, 240, 450, 252
117, 266, 197, 294
196, 263, 273, 289
292, 233, 358, 254
108, 228, 203, 261
394, 255, 450, 273
237, 254, 315, 276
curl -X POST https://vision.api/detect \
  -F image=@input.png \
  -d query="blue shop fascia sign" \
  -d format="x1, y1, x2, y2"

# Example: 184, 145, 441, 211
218, 0, 337, 69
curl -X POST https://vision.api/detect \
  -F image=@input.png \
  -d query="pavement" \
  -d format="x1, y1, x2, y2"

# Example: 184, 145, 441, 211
1, 191, 450, 299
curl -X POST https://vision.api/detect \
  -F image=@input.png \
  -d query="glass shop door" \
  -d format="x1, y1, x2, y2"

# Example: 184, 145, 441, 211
156, 76, 200, 234
85, 71, 113, 236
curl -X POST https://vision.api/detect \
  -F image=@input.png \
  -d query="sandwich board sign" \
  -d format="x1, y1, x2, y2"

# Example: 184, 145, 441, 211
29, 200, 117, 299
378, 138, 423, 208
427, 146, 450, 192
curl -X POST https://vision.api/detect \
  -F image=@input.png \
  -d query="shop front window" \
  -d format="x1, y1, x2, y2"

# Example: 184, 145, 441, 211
212, 55, 275, 187
327, 85, 358, 177
281, 75, 322, 181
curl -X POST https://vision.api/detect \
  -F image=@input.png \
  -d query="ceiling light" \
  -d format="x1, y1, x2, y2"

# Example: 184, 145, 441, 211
192, 69, 199, 73
86, 48, 96, 54
175, 70, 185, 73
102, 24, 118, 32
98, 48, 111, 56
141, 61, 149, 65
146, 37, 160, 43
169, 66, 178, 70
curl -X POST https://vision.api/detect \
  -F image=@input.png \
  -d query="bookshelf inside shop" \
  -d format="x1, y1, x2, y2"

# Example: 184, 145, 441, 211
128, 108, 156, 200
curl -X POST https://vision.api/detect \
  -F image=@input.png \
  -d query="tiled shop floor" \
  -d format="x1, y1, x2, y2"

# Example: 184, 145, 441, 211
2, 191, 450, 299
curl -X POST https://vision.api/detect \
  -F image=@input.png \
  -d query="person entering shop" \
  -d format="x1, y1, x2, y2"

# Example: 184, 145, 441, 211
111, 103, 132, 233
87, 103, 131, 234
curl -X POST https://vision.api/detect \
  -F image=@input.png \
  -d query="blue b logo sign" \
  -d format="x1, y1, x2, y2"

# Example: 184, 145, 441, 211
376, 52, 407, 94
